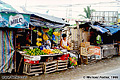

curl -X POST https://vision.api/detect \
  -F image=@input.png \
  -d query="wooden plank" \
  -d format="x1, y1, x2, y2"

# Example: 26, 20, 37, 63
31, 63, 44, 65
44, 69, 56, 74
46, 64, 57, 68
57, 68, 67, 71
30, 68, 42, 72
45, 61, 57, 65
58, 63, 67, 65
46, 67, 56, 71
31, 65, 42, 68
57, 60, 68, 62
24, 71, 43, 75
58, 65, 67, 67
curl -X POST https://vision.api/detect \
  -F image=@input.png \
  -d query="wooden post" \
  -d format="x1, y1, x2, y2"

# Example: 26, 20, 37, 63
76, 21, 83, 64
14, 35, 16, 72
76, 21, 80, 50
44, 63, 46, 74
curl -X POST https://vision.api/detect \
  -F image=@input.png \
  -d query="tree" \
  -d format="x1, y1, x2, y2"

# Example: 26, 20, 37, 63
79, 6, 95, 19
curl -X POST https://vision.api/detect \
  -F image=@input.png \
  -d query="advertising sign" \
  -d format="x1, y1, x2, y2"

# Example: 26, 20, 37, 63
88, 46, 101, 59
0, 12, 30, 28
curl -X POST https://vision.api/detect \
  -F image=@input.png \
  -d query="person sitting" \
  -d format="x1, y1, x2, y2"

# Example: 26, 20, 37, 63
60, 34, 70, 49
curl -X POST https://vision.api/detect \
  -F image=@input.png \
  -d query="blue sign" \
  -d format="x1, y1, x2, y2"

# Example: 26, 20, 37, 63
0, 12, 30, 28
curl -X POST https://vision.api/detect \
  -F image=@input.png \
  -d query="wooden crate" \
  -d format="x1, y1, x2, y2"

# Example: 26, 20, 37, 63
81, 55, 96, 65
43, 60, 57, 74
23, 62, 43, 76
57, 60, 68, 71
81, 47, 88, 55
80, 42, 90, 47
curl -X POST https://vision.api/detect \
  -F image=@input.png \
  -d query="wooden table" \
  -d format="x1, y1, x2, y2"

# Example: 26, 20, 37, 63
17, 51, 63, 73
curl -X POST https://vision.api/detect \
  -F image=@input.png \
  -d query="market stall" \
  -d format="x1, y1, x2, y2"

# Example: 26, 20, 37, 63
76, 21, 119, 64
16, 12, 73, 75
0, 11, 30, 73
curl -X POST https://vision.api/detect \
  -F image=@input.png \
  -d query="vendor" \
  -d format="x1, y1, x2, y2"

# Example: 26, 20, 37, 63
96, 34, 102, 45
60, 34, 70, 49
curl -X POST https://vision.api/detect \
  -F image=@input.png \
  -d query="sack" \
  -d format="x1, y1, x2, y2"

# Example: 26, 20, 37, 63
69, 57, 77, 66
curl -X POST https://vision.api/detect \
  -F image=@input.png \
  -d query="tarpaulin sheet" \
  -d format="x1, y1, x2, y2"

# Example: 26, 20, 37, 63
91, 25, 108, 33
0, 30, 14, 73
105, 27, 120, 34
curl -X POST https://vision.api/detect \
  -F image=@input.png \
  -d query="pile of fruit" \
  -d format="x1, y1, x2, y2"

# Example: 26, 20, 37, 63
23, 48, 47, 56
36, 38, 42, 46
37, 32, 42, 36
53, 32, 60, 36
64, 46, 70, 50
42, 49, 53, 54
43, 34, 49, 41
52, 49, 63, 54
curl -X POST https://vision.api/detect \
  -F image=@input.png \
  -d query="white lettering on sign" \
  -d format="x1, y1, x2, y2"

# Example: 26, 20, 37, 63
0, 14, 3, 21
94, 48, 100, 53
9, 14, 24, 27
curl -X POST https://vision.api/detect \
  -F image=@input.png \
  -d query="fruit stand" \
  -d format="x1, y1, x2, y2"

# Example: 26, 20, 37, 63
16, 12, 70, 75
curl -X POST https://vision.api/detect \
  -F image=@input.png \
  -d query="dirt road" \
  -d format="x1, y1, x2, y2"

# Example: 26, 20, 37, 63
1, 55, 120, 80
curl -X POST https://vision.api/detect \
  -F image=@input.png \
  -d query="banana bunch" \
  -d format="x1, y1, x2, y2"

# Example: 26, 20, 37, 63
53, 32, 60, 36
64, 45, 70, 50
43, 34, 48, 41
67, 46, 70, 50
36, 42, 42, 46
37, 31, 42, 36
36, 38, 42, 42
64, 45, 67, 49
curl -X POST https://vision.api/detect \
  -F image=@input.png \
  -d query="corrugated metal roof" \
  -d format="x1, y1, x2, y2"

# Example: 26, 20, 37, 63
32, 13, 68, 24
24, 11, 69, 25
0, 1, 17, 12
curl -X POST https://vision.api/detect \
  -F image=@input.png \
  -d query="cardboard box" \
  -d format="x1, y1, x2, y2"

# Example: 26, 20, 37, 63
80, 42, 90, 47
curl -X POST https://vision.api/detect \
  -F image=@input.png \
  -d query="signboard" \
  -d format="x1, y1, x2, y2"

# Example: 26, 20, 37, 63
88, 46, 101, 59
0, 12, 30, 28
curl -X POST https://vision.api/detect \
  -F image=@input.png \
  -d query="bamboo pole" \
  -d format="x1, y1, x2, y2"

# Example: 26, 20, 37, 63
14, 35, 17, 72
76, 21, 83, 64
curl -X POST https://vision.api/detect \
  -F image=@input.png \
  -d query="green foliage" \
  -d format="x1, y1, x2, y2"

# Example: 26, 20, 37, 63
47, 28, 53, 38
79, 6, 95, 19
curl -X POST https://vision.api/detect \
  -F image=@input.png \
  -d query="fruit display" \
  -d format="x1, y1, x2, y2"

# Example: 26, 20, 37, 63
43, 34, 48, 41
53, 32, 60, 36
36, 42, 42, 46
23, 48, 47, 56
42, 49, 53, 54
36, 38, 42, 42
67, 46, 70, 50
64, 45, 70, 50
37, 31, 42, 36
52, 49, 63, 54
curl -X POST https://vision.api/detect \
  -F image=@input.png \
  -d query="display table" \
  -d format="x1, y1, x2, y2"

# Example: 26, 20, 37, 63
81, 54, 96, 65
80, 47, 96, 64
100, 44, 117, 58
17, 50, 68, 74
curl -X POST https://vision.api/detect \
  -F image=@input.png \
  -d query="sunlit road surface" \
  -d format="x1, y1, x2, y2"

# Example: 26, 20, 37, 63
76, 68, 120, 80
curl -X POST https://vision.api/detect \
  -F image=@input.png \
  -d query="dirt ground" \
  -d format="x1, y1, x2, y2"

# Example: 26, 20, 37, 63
1, 55, 120, 80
